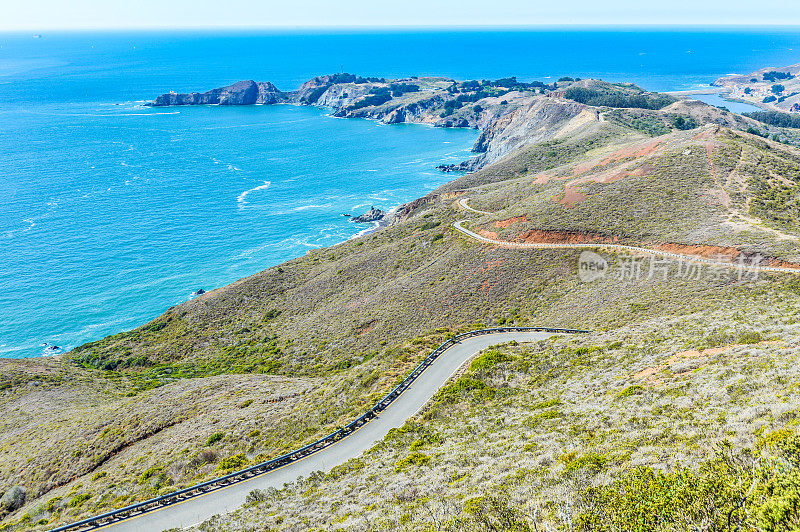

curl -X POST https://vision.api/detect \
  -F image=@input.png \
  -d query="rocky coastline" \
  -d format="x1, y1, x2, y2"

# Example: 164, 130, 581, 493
146, 74, 596, 172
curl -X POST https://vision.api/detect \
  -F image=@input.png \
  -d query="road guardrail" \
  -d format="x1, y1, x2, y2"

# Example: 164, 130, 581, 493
50, 326, 587, 531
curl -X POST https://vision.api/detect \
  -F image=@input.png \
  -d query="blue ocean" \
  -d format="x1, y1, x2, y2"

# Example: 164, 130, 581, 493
2, 29, 800, 358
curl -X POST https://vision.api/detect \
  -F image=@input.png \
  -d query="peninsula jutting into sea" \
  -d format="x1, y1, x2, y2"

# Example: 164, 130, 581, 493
146, 70, 800, 175
5, 32, 800, 530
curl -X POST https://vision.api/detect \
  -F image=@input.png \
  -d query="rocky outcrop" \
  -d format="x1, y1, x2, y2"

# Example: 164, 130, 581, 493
351, 207, 385, 223
254, 82, 284, 104
148, 80, 284, 107
437, 157, 484, 173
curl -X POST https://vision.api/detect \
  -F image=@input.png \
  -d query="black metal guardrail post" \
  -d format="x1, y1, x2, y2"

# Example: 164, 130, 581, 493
49, 326, 588, 531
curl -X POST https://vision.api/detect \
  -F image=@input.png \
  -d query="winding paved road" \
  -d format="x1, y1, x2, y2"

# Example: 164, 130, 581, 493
454, 200, 800, 275
100, 331, 555, 531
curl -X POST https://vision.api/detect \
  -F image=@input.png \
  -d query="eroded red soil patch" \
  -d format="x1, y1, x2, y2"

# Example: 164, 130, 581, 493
557, 186, 588, 208
570, 140, 663, 177
517, 229, 619, 244
599, 141, 663, 166
766, 258, 800, 270
494, 215, 528, 228
496, 228, 800, 270
653, 242, 741, 260
533, 172, 559, 185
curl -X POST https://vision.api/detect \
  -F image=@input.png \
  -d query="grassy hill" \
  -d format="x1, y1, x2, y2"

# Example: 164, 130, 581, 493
3, 87, 800, 530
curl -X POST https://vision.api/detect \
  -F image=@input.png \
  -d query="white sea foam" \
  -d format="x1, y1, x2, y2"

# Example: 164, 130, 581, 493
349, 221, 381, 239
292, 204, 331, 211
237, 181, 271, 207
2, 218, 35, 239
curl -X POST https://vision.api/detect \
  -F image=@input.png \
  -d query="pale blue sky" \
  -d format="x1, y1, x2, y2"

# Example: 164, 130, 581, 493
2, 0, 799, 31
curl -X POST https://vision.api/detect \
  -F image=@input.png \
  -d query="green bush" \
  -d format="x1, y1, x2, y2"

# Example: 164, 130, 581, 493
738, 331, 764, 344
764, 71, 795, 82
672, 115, 698, 130
463, 493, 532, 531
138, 464, 163, 484
67, 493, 92, 508
469, 349, 514, 372
206, 432, 225, 446
216, 453, 249, 472
438, 377, 493, 404
348, 89, 392, 110
263, 309, 281, 320
395, 452, 431, 471
745, 110, 800, 129
617, 384, 645, 398
576, 439, 800, 532
561, 451, 608, 473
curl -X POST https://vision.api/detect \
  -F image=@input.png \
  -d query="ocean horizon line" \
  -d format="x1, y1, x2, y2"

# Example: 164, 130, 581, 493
4, 24, 800, 35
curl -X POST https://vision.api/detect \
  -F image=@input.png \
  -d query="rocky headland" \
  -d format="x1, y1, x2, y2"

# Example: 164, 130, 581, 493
148, 73, 797, 173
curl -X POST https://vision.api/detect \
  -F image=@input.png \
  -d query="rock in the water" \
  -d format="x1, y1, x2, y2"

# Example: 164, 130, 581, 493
193, 288, 206, 296
0, 485, 25, 513
351, 206, 385, 223
148, 80, 284, 107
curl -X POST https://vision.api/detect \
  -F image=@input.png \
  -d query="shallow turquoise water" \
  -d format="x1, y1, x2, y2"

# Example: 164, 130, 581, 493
2, 28, 800, 357
691, 93, 763, 114
0, 102, 476, 357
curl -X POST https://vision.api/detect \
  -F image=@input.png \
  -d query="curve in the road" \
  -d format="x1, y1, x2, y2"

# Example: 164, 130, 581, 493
454, 200, 800, 275
53, 328, 584, 532
458, 197, 492, 215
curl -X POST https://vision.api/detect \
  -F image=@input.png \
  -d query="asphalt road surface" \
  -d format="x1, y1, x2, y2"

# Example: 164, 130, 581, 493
101, 330, 555, 531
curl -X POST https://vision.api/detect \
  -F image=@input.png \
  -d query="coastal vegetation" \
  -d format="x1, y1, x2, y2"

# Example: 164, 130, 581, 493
564, 85, 676, 109
763, 71, 795, 82
746, 110, 800, 129
194, 298, 800, 530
